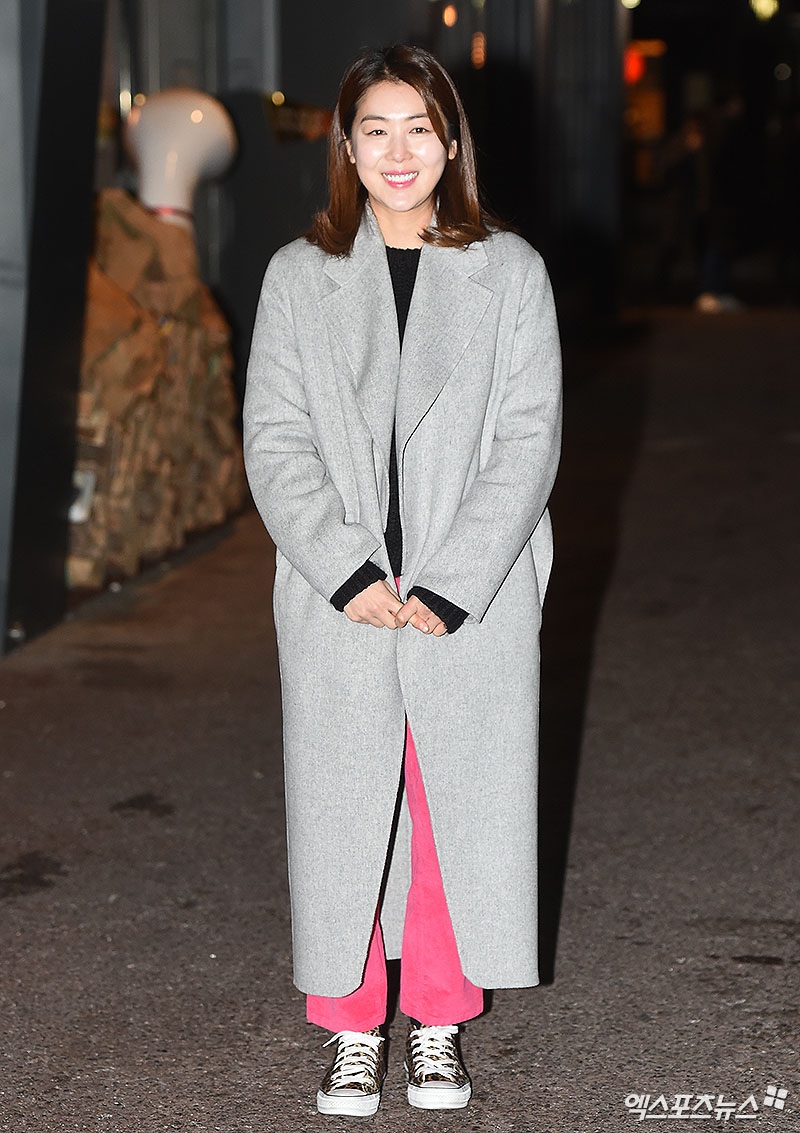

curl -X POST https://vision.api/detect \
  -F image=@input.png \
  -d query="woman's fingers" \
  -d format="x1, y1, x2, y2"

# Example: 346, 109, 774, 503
343, 580, 403, 627
396, 598, 447, 636
376, 605, 403, 629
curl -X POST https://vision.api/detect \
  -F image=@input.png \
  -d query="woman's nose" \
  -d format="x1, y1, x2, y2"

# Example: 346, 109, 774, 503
388, 132, 411, 161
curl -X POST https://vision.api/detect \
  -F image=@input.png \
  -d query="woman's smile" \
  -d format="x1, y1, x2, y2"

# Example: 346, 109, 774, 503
382, 170, 419, 187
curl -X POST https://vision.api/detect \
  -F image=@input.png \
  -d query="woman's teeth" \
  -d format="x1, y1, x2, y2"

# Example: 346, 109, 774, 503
383, 172, 418, 184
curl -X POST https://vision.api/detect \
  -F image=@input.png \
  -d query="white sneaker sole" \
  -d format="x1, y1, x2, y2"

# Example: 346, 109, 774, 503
316, 1088, 381, 1117
407, 1081, 472, 1110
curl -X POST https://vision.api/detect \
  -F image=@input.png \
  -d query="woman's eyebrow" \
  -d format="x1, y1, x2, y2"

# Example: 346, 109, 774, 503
359, 113, 430, 123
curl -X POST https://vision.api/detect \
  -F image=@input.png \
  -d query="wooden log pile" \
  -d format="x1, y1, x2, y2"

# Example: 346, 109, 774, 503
68, 188, 245, 589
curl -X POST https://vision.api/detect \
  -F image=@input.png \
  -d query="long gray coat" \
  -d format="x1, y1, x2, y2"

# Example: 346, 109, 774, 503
243, 205, 562, 996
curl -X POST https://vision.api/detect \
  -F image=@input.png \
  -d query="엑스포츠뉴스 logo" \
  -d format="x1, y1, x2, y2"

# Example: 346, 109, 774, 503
624, 1086, 790, 1120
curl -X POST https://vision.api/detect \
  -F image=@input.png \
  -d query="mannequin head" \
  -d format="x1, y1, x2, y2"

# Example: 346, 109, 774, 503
125, 89, 237, 229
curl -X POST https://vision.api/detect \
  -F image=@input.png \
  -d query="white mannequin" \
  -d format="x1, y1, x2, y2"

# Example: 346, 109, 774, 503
124, 88, 237, 230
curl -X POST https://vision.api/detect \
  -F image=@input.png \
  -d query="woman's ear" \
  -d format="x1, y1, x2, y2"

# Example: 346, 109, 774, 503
344, 135, 356, 164
448, 138, 458, 160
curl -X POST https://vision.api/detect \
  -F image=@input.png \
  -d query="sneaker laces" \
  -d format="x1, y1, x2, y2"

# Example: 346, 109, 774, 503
322, 1030, 383, 1090
408, 1024, 462, 1081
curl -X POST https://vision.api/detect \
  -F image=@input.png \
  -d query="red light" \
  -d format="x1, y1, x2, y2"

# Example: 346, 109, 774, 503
624, 44, 646, 86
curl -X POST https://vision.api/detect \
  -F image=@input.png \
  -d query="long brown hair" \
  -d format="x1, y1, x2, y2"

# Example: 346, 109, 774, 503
306, 44, 501, 255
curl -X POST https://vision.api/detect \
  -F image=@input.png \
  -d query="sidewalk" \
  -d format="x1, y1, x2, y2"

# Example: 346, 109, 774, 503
1, 310, 798, 1132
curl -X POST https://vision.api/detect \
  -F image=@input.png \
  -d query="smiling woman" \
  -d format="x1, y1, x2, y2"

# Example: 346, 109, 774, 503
308, 43, 500, 254
242, 42, 562, 1120
342, 81, 457, 247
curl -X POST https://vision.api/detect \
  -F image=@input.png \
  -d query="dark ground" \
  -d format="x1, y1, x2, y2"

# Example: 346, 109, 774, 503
1, 309, 798, 1133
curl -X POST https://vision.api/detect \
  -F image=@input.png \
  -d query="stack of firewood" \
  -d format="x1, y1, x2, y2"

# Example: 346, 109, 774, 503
68, 188, 245, 589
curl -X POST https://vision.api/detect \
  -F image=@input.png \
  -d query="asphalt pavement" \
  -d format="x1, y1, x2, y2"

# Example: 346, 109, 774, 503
1, 309, 798, 1133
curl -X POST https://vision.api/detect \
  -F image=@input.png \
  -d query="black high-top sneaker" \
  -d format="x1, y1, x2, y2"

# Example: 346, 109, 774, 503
316, 1027, 386, 1116
404, 1021, 471, 1109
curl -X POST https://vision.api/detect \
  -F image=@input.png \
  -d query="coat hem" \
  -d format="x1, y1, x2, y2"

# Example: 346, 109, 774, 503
291, 969, 541, 997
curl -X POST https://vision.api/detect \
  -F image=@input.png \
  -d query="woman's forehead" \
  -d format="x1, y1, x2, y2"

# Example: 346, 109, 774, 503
355, 80, 430, 122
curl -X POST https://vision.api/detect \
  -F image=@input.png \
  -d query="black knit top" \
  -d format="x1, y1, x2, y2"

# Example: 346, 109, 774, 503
329, 246, 468, 634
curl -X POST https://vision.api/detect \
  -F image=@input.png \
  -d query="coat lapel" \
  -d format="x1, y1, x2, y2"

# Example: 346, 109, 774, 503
395, 239, 491, 456
318, 205, 493, 468
319, 209, 400, 471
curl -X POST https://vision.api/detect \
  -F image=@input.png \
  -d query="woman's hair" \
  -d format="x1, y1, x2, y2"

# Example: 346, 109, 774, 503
306, 44, 501, 255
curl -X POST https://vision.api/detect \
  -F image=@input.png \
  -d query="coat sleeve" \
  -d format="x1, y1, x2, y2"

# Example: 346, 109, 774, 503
329, 558, 388, 611
242, 252, 384, 601
409, 252, 563, 623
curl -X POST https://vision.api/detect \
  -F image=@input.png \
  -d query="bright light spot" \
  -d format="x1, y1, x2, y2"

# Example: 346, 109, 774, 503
775, 62, 792, 80
750, 0, 779, 18
271, 90, 286, 106
624, 44, 646, 85
471, 31, 486, 69
133, 92, 146, 107
190, 109, 204, 123
620, 0, 641, 9
443, 4, 458, 27
119, 88, 132, 116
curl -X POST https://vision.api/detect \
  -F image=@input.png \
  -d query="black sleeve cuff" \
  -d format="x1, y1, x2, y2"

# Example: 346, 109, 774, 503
330, 558, 388, 611
407, 586, 469, 634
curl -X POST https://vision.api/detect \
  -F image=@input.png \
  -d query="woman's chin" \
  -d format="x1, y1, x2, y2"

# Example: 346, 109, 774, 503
368, 191, 436, 219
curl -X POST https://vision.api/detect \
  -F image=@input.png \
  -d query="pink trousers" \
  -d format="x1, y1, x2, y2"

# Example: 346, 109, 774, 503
306, 580, 484, 1031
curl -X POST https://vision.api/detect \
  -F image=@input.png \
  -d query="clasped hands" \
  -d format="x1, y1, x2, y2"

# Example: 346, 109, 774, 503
343, 579, 447, 636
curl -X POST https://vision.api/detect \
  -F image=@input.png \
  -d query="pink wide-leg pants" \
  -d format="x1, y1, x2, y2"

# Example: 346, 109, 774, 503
306, 580, 484, 1031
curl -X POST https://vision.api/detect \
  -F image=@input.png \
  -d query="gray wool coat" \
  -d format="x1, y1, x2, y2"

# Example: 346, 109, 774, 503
242, 204, 562, 997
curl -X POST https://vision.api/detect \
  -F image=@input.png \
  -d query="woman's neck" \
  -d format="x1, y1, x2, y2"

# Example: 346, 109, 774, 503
368, 196, 433, 249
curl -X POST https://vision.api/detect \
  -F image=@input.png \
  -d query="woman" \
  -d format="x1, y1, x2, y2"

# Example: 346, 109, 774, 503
243, 44, 562, 1117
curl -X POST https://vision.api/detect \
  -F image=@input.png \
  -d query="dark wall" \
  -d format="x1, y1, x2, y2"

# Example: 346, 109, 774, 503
543, 0, 627, 328
452, 0, 626, 331
5, 0, 106, 647
280, 0, 407, 108
217, 92, 326, 401
0, 0, 37, 652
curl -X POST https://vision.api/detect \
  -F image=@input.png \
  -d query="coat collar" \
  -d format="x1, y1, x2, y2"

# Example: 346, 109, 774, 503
319, 203, 493, 470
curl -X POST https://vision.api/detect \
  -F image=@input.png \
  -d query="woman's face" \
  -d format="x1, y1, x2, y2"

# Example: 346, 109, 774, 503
346, 80, 457, 230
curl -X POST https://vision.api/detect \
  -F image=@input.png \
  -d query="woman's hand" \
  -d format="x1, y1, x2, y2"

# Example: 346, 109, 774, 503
394, 596, 447, 636
344, 579, 405, 628
344, 581, 447, 634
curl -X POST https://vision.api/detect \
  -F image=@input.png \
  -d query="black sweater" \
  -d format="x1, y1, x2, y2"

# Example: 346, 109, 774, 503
329, 246, 468, 633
